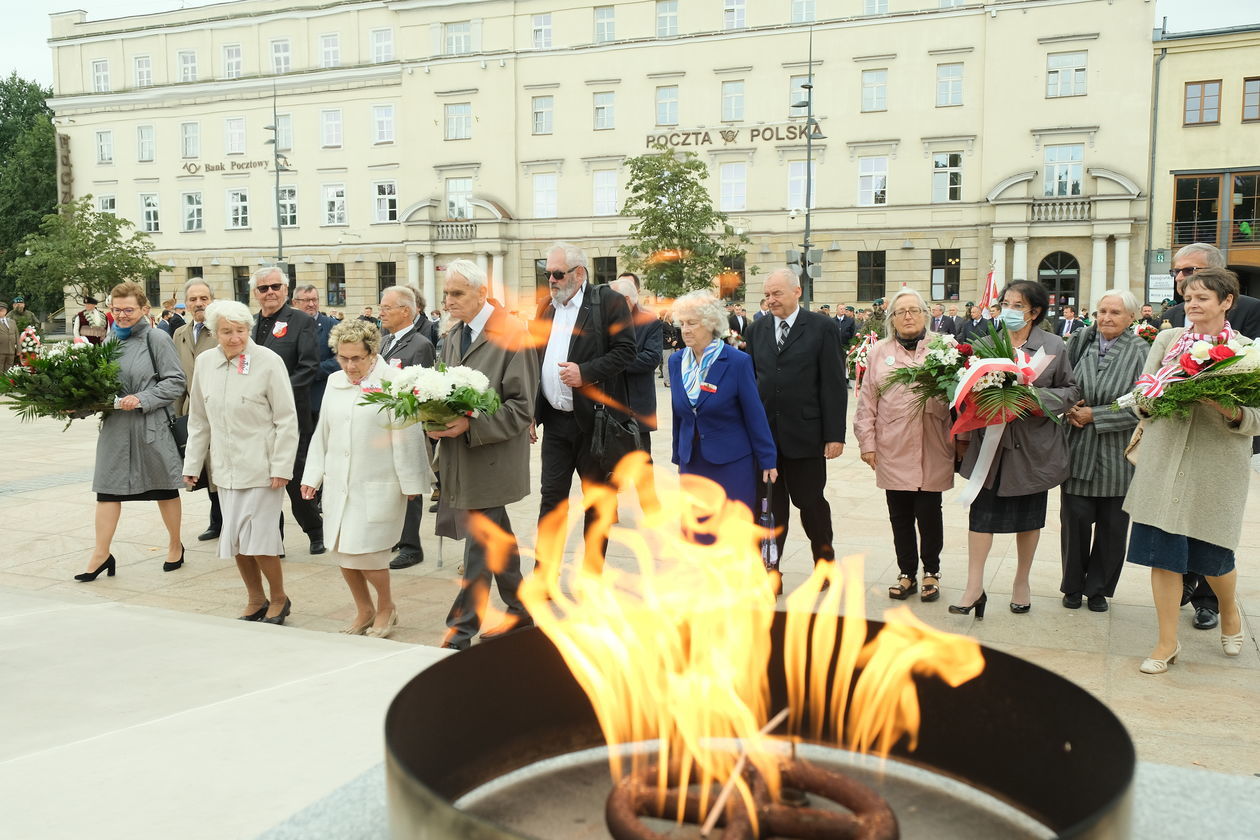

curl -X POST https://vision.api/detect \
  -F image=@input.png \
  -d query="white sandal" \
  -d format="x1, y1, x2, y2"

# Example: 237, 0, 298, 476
1221, 632, 1244, 657
1139, 642, 1181, 675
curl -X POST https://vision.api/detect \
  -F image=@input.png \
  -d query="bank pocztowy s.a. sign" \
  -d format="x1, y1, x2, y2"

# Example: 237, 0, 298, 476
181, 159, 271, 175
645, 123, 823, 149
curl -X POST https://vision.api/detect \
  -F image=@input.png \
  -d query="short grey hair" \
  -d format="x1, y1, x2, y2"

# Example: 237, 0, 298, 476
205, 300, 253, 334
446, 258, 486, 289
548, 241, 589, 275
293, 284, 318, 297
766, 267, 801, 289
672, 291, 727, 338
183, 278, 212, 298
885, 288, 930, 339
1174, 243, 1225, 268
609, 277, 639, 307
1096, 288, 1139, 316
251, 266, 287, 289
381, 285, 417, 315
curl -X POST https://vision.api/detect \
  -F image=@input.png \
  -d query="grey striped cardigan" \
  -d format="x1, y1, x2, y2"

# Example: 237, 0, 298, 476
1063, 327, 1147, 497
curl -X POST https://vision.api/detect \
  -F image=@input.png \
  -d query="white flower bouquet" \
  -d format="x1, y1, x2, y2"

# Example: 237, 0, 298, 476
359, 362, 501, 431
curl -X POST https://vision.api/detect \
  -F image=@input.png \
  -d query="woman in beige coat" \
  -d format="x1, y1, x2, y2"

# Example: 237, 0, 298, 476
183, 300, 299, 625
1124, 267, 1257, 673
854, 288, 954, 603
300, 320, 432, 639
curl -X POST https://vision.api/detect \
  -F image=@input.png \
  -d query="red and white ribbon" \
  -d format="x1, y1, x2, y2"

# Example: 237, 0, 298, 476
1133, 365, 1186, 400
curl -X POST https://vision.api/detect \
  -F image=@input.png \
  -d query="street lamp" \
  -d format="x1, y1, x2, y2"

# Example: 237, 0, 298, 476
790, 25, 827, 310
263, 83, 293, 273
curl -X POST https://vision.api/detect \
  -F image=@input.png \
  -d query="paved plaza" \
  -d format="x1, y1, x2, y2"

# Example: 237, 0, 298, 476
2, 379, 1259, 838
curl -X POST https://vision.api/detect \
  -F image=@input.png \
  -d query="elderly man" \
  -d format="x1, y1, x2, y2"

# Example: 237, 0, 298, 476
610, 276, 663, 512
930, 304, 956, 335
251, 266, 325, 554
429, 260, 540, 649
291, 284, 340, 423
530, 241, 636, 572
834, 305, 857, 348
744, 268, 847, 568
0, 302, 16, 370
171, 279, 220, 539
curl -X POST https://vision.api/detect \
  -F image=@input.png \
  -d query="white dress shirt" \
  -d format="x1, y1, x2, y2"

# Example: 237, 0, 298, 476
465, 302, 493, 346
381, 323, 413, 359
541, 284, 586, 412
774, 306, 801, 342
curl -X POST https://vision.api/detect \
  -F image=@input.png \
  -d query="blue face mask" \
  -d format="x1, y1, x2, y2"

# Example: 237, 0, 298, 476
999, 308, 1027, 333
113, 323, 133, 340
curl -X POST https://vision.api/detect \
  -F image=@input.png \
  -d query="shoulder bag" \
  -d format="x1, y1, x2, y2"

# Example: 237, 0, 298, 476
144, 331, 200, 486
584, 284, 642, 481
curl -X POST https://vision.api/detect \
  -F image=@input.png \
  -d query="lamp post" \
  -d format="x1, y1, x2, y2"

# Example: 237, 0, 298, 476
263, 83, 293, 273
791, 26, 827, 311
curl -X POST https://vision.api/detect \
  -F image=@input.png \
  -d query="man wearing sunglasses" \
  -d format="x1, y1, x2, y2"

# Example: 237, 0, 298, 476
252, 267, 326, 555
531, 242, 637, 571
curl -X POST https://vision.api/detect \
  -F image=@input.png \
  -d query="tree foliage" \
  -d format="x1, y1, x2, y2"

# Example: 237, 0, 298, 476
0, 73, 57, 311
619, 146, 753, 299
8, 195, 169, 306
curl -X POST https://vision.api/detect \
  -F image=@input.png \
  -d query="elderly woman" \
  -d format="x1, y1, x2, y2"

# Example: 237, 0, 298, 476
668, 291, 777, 525
1059, 289, 1148, 613
183, 300, 299, 624
1125, 267, 1256, 673
854, 288, 954, 602
952, 281, 1079, 618
300, 320, 431, 639
76, 282, 187, 582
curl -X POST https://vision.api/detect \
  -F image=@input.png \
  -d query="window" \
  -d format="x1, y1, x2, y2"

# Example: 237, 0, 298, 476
136, 125, 155, 162
321, 109, 342, 147
180, 122, 199, 159
1037, 252, 1079, 309
931, 249, 961, 301
226, 189, 249, 229
178, 50, 197, 83
145, 270, 160, 308
140, 193, 160, 232
788, 161, 816, 210
445, 22, 472, 55
532, 96, 554, 135
936, 63, 963, 107
719, 162, 747, 211
271, 40, 291, 74
222, 44, 242, 79
656, 1, 678, 37
723, 0, 746, 30
224, 117, 245, 155
371, 29, 394, 63
1230, 173, 1260, 244
532, 14, 552, 49
534, 172, 558, 218
1185, 80, 1222, 125
95, 130, 113, 164
1172, 175, 1220, 244
1046, 51, 1086, 98
327, 264, 347, 306
1043, 143, 1083, 197
187, 266, 204, 284
862, 69, 887, 112
655, 85, 678, 126
373, 105, 395, 143
791, 0, 816, 23
593, 170, 618, 215
182, 192, 203, 232
594, 256, 618, 285
1245, 78, 1260, 122
720, 255, 747, 300
374, 181, 398, 222
278, 185, 297, 227
98, 195, 115, 214
445, 103, 472, 140
377, 261, 398, 296
858, 156, 888, 205
789, 75, 809, 117
233, 265, 251, 304
932, 152, 962, 202
594, 6, 615, 43
134, 56, 152, 88
320, 34, 340, 68
92, 60, 110, 93
857, 251, 886, 300
323, 183, 347, 225
594, 91, 615, 129
275, 113, 293, 151
721, 80, 745, 122
446, 177, 473, 219
865, 0, 888, 13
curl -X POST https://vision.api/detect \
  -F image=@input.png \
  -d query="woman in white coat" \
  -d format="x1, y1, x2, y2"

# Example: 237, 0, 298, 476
300, 320, 432, 638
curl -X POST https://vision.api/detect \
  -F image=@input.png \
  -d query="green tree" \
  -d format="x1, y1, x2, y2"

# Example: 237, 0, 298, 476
0, 73, 57, 310
8, 195, 169, 306
619, 146, 752, 299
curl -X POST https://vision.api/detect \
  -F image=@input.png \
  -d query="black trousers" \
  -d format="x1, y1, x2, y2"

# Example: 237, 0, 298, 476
886, 490, 942, 578
538, 403, 611, 571
283, 397, 323, 536
1183, 574, 1219, 611
1059, 492, 1128, 598
397, 496, 425, 558
208, 490, 222, 531
759, 454, 834, 564
445, 505, 527, 645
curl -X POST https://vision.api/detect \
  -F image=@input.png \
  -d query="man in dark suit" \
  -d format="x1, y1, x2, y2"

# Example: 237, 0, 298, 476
406, 287, 440, 348
530, 242, 636, 572
377, 285, 437, 569
251, 267, 325, 554
753, 298, 771, 321
744, 268, 847, 567
291, 284, 340, 424
834, 306, 858, 348
611, 276, 663, 513
929, 305, 956, 335
1054, 305, 1085, 338
728, 304, 750, 337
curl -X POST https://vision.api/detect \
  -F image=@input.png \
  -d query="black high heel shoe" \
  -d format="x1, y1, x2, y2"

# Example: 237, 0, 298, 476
238, 601, 269, 621
1009, 602, 1031, 614
262, 598, 292, 625
948, 591, 987, 619
163, 545, 186, 572
75, 555, 116, 582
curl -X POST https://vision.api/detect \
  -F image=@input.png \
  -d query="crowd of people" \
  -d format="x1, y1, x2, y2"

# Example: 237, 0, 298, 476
53, 240, 1256, 671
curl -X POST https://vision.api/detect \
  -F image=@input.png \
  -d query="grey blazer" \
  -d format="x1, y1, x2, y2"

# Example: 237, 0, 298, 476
380, 325, 435, 369
1063, 327, 1147, 497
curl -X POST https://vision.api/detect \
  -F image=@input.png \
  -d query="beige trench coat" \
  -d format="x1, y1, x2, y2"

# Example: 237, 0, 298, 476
172, 320, 218, 417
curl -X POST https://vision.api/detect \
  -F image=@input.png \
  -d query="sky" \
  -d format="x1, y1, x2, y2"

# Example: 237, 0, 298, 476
0, 0, 1256, 90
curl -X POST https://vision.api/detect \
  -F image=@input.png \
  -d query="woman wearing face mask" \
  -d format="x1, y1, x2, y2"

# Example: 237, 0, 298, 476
951, 281, 1079, 618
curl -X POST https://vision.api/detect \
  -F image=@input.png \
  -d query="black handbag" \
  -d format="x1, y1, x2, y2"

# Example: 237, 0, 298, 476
144, 331, 185, 458
583, 285, 641, 480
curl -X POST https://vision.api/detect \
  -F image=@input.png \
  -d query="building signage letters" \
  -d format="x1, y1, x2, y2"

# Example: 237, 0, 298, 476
181, 159, 271, 175
645, 123, 822, 149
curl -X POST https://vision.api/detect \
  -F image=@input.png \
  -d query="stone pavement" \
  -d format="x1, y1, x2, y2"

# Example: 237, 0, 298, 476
1, 379, 1258, 838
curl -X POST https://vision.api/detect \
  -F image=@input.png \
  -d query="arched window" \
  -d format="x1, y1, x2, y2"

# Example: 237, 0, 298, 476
1037, 251, 1079, 312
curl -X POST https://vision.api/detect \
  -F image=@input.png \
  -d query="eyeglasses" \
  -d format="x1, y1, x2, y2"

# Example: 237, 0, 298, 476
1168, 266, 1199, 279
110, 307, 138, 317
545, 268, 575, 281
377, 304, 405, 312
255, 282, 285, 293
891, 308, 926, 318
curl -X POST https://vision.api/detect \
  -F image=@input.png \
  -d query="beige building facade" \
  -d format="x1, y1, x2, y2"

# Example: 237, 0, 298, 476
48, 0, 1153, 315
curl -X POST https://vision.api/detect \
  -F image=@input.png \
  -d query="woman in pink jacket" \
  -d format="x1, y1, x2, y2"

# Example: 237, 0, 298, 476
854, 288, 955, 603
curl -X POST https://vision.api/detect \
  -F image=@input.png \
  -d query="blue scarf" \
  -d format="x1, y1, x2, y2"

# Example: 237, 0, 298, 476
113, 323, 133, 340
681, 339, 723, 406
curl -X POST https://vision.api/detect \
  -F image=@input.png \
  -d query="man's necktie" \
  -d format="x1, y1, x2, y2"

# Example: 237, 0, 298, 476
460, 325, 472, 357
777, 320, 789, 350
382, 335, 395, 358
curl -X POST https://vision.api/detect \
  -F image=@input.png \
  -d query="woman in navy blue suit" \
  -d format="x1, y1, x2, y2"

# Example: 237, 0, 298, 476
669, 292, 777, 521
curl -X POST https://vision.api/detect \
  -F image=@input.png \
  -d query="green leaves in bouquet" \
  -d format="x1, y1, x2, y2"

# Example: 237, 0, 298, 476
964, 321, 1056, 423
359, 381, 420, 426
0, 341, 122, 429
1144, 368, 1260, 420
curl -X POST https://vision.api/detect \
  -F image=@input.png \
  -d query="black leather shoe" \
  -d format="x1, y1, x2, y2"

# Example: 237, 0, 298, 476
197, 528, 220, 542
308, 538, 326, 555
1193, 607, 1219, 630
390, 551, 422, 570
1087, 594, 1109, 612
391, 543, 401, 553
440, 639, 469, 651
429, 501, 439, 513
1062, 592, 1083, 609
1180, 581, 1195, 607
262, 598, 292, 625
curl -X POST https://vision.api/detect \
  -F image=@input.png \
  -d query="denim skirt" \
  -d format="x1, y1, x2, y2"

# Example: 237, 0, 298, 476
1126, 522, 1236, 577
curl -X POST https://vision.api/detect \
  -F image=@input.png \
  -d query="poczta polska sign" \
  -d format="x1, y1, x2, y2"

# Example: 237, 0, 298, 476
645, 123, 823, 149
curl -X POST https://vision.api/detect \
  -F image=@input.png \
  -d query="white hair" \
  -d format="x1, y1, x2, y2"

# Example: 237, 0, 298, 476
673, 291, 727, 338
609, 277, 639, 307
251, 266, 287, 289
548, 241, 589, 274
446, 259, 486, 289
885, 288, 930, 339
1174, 242, 1225, 268
381, 285, 417, 314
183, 278, 213, 298
1096, 288, 1139, 316
205, 300, 253, 334
766, 267, 801, 289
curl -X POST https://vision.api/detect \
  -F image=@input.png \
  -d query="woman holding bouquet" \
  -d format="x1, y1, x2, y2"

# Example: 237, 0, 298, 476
854, 288, 954, 602
299, 320, 431, 639
1124, 267, 1256, 673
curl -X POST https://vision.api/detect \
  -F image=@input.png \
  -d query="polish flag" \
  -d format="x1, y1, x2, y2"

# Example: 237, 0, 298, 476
978, 269, 999, 309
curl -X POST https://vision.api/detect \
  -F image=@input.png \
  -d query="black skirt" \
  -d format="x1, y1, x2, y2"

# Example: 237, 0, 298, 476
968, 485, 1048, 534
97, 489, 180, 503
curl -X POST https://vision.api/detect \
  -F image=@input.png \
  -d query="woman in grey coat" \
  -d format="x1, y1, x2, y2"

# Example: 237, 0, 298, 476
1059, 289, 1148, 613
76, 282, 187, 582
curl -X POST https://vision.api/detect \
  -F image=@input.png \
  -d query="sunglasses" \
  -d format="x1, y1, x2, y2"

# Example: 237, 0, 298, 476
1168, 266, 1199, 279
255, 282, 286, 293
545, 268, 575, 281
